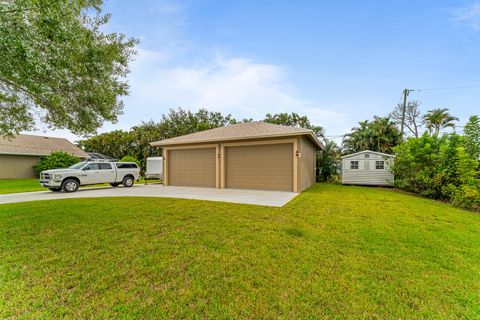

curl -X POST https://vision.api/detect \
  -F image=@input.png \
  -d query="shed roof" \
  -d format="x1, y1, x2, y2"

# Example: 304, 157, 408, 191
151, 121, 322, 148
341, 150, 396, 159
0, 134, 88, 157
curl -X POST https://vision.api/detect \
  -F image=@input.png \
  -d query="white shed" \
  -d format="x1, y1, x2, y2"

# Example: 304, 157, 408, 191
341, 150, 395, 186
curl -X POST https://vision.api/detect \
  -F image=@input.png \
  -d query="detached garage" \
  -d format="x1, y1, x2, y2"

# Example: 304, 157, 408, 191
151, 122, 321, 192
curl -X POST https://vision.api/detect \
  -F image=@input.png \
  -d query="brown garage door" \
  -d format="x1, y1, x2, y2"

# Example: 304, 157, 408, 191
225, 143, 293, 191
168, 148, 216, 187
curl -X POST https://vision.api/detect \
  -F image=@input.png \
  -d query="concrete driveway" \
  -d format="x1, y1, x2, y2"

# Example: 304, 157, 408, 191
0, 184, 298, 207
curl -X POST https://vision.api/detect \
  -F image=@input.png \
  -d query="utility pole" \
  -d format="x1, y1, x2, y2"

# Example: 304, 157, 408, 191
400, 88, 414, 138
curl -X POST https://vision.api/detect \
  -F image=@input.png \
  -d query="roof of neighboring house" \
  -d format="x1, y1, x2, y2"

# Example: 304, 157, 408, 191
151, 121, 322, 148
0, 134, 89, 157
341, 150, 396, 159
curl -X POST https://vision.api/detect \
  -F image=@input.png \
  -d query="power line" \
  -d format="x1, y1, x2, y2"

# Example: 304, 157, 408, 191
324, 86, 476, 139
412, 85, 480, 92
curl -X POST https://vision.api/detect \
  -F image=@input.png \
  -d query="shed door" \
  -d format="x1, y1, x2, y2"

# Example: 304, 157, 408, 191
225, 143, 293, 191
168, 148, 216, 188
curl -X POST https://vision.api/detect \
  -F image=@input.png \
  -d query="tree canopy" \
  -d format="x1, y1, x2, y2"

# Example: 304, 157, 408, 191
264, 112, 324, 137
0, 0, 137, 137
78, 108, 325, 167
422, 108, 458, 136
390, 100, 422, 137
158, 108, 237, 138
78, 108, 237, 166
464, 115, 480, 160
342, 116, 401, 154
316, 138, 340, 182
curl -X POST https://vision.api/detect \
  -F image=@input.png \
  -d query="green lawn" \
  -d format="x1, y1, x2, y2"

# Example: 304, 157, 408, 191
0, 184, 479, 319
0, 178, 160, 195
0, 179, 45, 194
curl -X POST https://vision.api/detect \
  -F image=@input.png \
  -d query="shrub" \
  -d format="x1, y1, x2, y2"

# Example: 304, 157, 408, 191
392, 133, 445, 198
393, 132, 480, 211
34, 151, 80, 176
444, 184, 480, 212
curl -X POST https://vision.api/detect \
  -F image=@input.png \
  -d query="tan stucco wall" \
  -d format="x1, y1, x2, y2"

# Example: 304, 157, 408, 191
0, 154, 40, 179
297, 136, 316, 192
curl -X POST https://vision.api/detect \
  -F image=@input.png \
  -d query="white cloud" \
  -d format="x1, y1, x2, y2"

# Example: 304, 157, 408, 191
23, 1, 349, 141
453, 3, 480, 30
23, 49, 348, 141
123, 49, 347, 132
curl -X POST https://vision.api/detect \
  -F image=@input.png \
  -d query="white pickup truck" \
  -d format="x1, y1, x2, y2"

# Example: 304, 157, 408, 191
39, 161, 141, 192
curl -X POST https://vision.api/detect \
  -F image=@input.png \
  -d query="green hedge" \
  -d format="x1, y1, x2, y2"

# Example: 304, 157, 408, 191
34, 151, 80, 176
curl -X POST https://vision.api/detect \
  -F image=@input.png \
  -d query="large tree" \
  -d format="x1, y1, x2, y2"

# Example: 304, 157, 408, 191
78, 108, 237, 166
390, 100, 422, 137
158, 108, 237, 139
264, 112, 324, 137
0, 0, 137, 137
423, 108, 458, 136
342, 116, 401, 154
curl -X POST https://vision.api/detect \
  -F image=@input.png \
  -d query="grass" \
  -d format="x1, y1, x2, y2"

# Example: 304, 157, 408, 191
0, 183, 479, 319
0, 179, 44, 194
0, 178, 161, 195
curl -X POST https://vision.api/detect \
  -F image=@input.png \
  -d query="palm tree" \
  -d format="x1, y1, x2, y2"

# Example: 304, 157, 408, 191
370, 116, 401, 153
263, 112, 324, 137
342, 117, 401, 153
316, 138, 341, 181
423, 108, 458, 136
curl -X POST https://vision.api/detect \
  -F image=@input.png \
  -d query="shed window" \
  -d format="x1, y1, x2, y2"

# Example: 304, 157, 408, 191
350, 161, 359, 169
365, 153, 369, 158
375, 161, 385, 169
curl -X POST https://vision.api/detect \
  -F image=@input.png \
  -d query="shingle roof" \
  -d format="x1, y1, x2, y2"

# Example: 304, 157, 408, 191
0, 134, 89, 157
151, 121, 322, 147
341, 150, 396, 159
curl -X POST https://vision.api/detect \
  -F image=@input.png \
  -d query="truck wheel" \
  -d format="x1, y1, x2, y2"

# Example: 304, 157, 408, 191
122, 176, 134, 188
49, 187, 62, 192
62, 179, 79, 193
110, 183, 120, 187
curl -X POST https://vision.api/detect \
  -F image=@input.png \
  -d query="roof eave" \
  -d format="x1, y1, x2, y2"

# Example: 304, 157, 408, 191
341, 150, 396, 159
0, 151, 89, 158
151, 131, 323, 148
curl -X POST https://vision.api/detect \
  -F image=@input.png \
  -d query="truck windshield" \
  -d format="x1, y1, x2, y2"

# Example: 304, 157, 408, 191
68, 162, 87, 169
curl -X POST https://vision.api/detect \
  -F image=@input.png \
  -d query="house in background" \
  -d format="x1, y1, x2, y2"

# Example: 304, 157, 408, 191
341, 150, 395, 186
152, 122, 321, 192
0, 134, 88, 179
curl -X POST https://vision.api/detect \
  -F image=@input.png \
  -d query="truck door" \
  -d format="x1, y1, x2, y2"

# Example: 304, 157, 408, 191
80, 163, 101, 184
98, 163, 116, 183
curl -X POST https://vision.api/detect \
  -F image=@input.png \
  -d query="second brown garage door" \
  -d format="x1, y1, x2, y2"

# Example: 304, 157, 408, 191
225, 143, 293, 191
168, 148, 216, 187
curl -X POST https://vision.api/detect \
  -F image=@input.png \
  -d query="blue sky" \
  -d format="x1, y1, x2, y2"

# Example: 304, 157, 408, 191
37, 0, 480, 141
